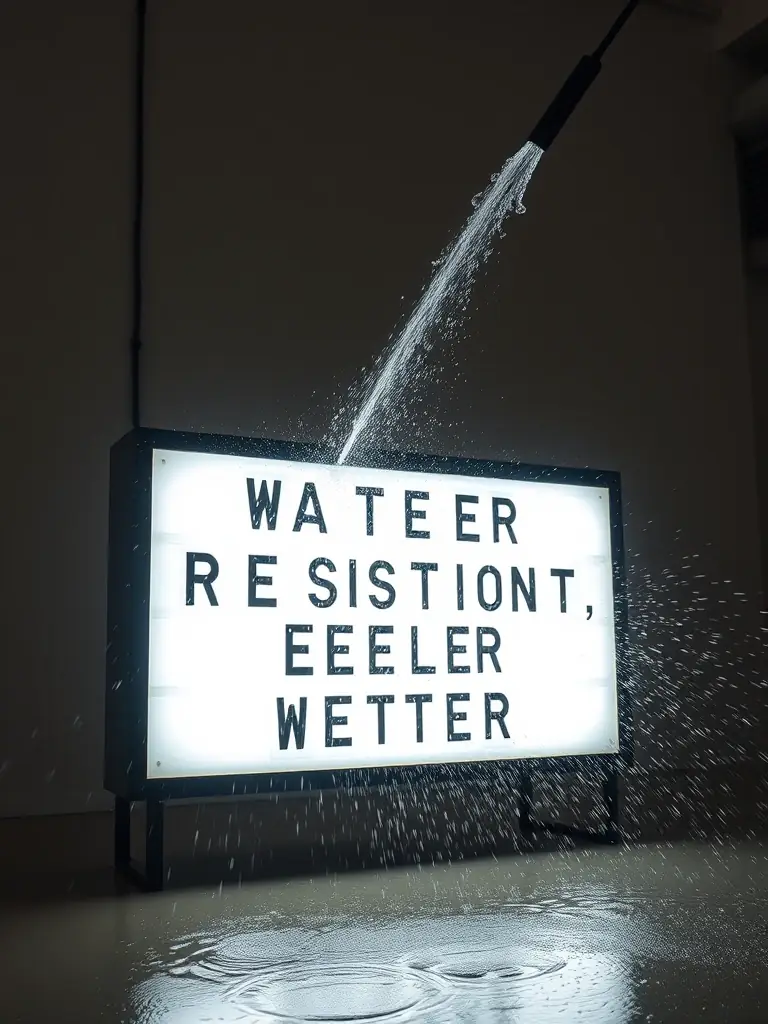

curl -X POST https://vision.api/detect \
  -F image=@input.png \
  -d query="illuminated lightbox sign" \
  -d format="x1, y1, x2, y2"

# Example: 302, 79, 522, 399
105, 431, 628, 798
154, 444, 625, 775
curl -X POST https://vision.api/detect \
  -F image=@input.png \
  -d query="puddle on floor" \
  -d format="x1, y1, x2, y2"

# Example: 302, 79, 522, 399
2, 841, 768, 1022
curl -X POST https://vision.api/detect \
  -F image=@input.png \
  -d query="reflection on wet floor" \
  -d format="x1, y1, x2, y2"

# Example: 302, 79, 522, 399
140, 914, 627, 1022
2, 840, 768, 1022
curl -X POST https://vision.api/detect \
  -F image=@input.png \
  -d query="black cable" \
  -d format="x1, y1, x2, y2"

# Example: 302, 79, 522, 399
592, 0, 640, 62
131, 0, 147, 430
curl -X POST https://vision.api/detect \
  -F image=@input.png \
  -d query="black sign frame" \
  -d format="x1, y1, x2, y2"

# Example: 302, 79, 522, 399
104, 427, 632, 804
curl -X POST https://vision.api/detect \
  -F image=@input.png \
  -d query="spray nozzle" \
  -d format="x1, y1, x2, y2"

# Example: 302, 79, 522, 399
527, 0, 639, 152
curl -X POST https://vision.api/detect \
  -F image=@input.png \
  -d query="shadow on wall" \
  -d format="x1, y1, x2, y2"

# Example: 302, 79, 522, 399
149, 762, 768, 882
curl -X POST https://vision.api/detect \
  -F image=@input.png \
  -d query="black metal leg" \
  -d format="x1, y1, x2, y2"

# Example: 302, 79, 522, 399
115, 796, 131, 868
519, 772, 533, 832
145, 800, 165, 891
518, 768, 623, 846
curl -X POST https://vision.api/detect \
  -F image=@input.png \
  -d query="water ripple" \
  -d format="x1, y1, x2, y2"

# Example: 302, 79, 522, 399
228, 962, 449, 1023
132, 884, 768, 1023
409, 947, 567, 983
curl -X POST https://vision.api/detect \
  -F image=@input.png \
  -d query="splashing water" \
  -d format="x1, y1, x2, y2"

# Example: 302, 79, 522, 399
335, 141, 544, 464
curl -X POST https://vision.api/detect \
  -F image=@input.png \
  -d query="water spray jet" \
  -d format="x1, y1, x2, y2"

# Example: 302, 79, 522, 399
336, 0, 641, 464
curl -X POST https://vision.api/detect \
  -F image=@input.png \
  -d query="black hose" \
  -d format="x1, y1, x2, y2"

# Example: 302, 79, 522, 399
131, 0, 147, 430
593, 0, 641, 61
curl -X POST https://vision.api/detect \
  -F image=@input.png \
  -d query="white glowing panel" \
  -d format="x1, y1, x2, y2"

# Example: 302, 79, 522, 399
147, 449, 619, 779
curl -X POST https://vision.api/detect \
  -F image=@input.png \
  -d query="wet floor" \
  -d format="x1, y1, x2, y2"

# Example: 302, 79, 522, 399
1, 840, 768, 1022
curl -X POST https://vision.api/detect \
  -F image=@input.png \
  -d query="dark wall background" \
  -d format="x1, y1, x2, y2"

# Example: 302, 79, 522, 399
0, 0, 764, 824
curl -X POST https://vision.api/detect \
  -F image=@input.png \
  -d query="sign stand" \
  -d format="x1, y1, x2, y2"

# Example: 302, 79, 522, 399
518, 767, 621, 844
114, 770, 622, 893
105, 428, 631, 889
114, 797, 165, 891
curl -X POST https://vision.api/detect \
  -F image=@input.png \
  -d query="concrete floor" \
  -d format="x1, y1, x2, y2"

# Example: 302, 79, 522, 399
1, 833, 767, 1022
